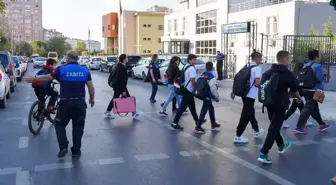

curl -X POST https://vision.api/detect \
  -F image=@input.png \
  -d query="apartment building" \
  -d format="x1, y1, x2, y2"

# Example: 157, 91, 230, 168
43, 28, 63, 41
163, 0, 336, 72
66, 38, 85, 49
3, 0, 43, 42
84, 40, 102, 53
102, 12, 118, 55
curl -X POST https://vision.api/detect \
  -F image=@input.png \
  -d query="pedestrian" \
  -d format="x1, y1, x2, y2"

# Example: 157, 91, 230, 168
282, 61, 313, 128
216, 51, 225, 80
233, 50, 264, 143
161, 97, 178, 112
24, 51, 95, 158
105, 54, 140, 119
194, 61, 221, 134
258, 50, 301, 164
149, 54, 159, 103
159, 56, 181, 116
294, 49, 330, 134
171, 54, 202, 130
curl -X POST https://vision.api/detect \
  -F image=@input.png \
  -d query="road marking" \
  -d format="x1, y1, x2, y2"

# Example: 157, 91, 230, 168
135, 153, 170, 161
87, 157, 125, 165
322, 138, 336, 143
223, 147, 251, 153
34, 162, 73, 172
142, 112, 296, 185
179, 150, 212, 157
292, 140, 319, 146
6, 117, 26, 121
15, 171, 30, 185
0, 167, 22, 175
22, 119, 28, 126
18, 137, 29, 148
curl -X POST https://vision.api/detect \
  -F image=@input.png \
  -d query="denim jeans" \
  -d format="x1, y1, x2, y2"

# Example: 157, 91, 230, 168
163, 84, 181, 111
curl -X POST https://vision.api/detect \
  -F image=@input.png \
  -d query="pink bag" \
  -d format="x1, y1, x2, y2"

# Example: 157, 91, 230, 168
113, 96, 136, 116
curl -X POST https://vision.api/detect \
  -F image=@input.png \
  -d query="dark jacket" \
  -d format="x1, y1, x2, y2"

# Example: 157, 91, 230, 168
263, 64, 298, 109
113, 63, 128, 93
166, 65, 179, 84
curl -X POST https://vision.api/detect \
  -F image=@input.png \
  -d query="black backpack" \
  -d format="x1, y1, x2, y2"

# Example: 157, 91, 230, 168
232, 65, 256, 97
174, 65, 193, 95
258, 72, 280, 106
193, 74, 210, 100
297, 63, 317, 89
108, 64, 118, 88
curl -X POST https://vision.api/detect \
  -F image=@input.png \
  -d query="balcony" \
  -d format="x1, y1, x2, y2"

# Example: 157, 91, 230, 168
229, 0, 293, 13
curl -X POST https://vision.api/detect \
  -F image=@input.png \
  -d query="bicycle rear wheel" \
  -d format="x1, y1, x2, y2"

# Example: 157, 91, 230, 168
28, 101, 45, 135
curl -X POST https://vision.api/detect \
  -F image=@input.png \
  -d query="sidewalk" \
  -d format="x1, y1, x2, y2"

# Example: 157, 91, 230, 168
217, 80, 336, 121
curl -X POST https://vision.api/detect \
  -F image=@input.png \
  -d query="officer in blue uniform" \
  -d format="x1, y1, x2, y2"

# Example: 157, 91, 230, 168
24, 51, 95, 158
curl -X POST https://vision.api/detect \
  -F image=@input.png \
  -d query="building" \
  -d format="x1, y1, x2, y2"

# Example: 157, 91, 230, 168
43, 28, 63, 41
3, 0, 43, 42
102, 12, 118, 55
84, 40, 101, 53
66, 38, 85, 49
163, 0, 336, 76
102, 5, 168, 55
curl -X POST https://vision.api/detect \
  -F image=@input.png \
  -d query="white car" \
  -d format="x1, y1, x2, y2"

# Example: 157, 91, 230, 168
78, 56, 90, 66
33, 57, 47, 68
86, 57, 102, 70
131, 57, 169, 81
12, 56, 24, 82
0, 63, 11, 109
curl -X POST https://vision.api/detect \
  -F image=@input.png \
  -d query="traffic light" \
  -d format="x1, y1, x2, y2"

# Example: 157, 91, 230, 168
330, 0, 336, 10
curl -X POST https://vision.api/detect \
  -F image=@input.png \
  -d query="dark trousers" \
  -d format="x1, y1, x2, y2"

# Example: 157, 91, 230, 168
284, 99, 304, 120
297, 91, 325, 128
196, 99, 216, 127
107, 89, 130, 111
173, 90, 198, 124
236, 97, 259, 137
261, 106, 286, 155
216, 61, 223, 80
150, 82, 158, 100
34, 87, 58, 108
54, 99, 87, 153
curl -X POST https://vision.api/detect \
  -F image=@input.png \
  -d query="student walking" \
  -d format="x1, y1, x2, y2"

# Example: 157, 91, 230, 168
233, 51, 264, 143
159, 56, 181, 116
149, 54, 159, 103
258, 50, 301, 164
194, 62, 221, 134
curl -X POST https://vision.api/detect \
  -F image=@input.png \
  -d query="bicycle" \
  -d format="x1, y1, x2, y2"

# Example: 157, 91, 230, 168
28, 82, 60, 135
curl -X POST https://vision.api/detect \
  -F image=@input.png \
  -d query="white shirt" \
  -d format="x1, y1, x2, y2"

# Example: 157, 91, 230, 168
183, 64, 197, 93
246, 62, 261, 99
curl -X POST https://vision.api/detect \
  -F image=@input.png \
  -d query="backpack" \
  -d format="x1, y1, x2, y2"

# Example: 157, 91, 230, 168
297, 63, 317, 89
258, 72, 280, 106
193, 74, 210, 100
174, 65, 193, 95
108, 64, 118, 88
32, 69, 51, 88
232, 65, 256, 97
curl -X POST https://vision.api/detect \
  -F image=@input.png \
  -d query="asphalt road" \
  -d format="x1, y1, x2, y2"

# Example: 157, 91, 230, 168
0, 63, 335, 185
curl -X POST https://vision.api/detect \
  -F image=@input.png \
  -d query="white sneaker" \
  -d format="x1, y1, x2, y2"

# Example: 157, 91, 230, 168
307, 121, 314, 126
233, 136, 249, 143
104, 111, 115, 119
254, 129, 264, 139
282, 124, 290, 128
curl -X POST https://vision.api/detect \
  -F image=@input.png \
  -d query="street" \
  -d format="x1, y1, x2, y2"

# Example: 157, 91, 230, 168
0, 63, 335, 185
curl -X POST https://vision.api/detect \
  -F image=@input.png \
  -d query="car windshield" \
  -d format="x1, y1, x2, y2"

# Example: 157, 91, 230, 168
180, 58, 188, 65
107, 57, 116, 62
0, 54, 8, 67
36, 57, 46, 61
32, 55, 39, 58
12, 57, 19, 64
49, 53, 57, 57
159, 60, 169, 67
92, 58, 102, 61
127, 56, 141, 63
196, 59, 206, 64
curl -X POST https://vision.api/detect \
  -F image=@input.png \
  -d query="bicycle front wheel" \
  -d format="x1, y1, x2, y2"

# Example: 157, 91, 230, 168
28, 101, 45, 135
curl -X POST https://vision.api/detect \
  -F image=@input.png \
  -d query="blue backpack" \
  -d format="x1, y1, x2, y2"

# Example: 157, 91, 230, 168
32, 69, 51, 88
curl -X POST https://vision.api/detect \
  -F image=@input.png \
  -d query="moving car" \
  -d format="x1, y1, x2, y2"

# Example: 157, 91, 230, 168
131, 56, 169, 81
0, 51, 16, 92
0, 63, 11, 108
33, 57, 47, 68
100, 56, 117, 73
12, 56, 24, 82
48, 52, 58, 64
30, 54, 39, 63
86, 57, 102, 70
78, 56, 90, 66
60, 57, 67, 65
125, 55, 141, 75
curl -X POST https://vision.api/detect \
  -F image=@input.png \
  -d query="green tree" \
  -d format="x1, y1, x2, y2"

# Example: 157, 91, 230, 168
0, 0, 5, 14
309, 24, 318, 36
15, 41, 33, 56
30, 40, 47, 56
46, 36, 71, 57
74, 41, 87, 55
323, 17, 335, 40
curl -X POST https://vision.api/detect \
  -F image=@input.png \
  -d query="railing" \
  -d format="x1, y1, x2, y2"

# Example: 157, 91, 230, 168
229, 0, 293, 13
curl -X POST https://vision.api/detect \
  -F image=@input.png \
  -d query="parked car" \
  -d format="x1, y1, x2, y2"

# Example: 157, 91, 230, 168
12, 56, 24, 82
19, 56, 27, 73
78, 56, 90, 66
29, 54, 39, 63
100, 56, 117, 73
33, 57, 47, 68
86, 57, 102, 70
60, 57, 67, 65
0, 63, 11, 108
131, 56, 169, 81
125, 55, 141, 75
0, 51, 16, 92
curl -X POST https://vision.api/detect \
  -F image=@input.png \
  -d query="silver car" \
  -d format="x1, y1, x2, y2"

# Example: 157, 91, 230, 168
33, 57, 47, 68
86, 57, 102, 70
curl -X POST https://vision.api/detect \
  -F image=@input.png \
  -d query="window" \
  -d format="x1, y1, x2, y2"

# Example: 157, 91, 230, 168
173, 19, 177, 32
36, 4, 38, 8
158, 25, 164, 31
112, 25, 116, 30
143, 50, 147, 53
108, 25, 110, 30
182, 17, 187, 31
196, 10, 217, 34
196, 0, 216, 7
168, 20, 172, 32
25, 4, 30, 8
147, 24, 151, 27
147, 38, 151, 41
266, 16, 278, 35
143, 24, 147, 27
143, 38, 147, 41
195, 40, 216, 62
158, 38, 161, 43
147, 50, 151, 53
102, 26, 104, 31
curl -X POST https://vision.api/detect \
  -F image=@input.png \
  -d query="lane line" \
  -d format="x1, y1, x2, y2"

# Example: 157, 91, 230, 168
15, 171, 30, 185
292, 140, 319, 146
323, 138, 336, 143
135, 153, 170, 161
0, 167, 22, 175
142, 112, 296, 185
18, 137, 29, 149
6, 117, 26, 121
34, 162, 73, 172
7, 101, 34, 105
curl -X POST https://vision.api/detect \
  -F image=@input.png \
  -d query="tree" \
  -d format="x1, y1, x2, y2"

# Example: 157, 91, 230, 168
323, 17, 335, 39
74, 41, 87, 55
309, 24, 318, 36
0, 0, 5, 14
46, 36, 71, 57
30, 40, 46, 56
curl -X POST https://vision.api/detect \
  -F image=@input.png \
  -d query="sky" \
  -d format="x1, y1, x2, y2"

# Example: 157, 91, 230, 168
43, 0, 178, 45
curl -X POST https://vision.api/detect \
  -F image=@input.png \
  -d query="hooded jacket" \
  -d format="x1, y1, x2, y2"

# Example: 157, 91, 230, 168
263, 64, 298, 109
202, 71, 219, 100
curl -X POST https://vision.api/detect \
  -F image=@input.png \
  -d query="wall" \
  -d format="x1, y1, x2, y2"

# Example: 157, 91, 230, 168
124, 11, 136, 54
102, 13, 118, 38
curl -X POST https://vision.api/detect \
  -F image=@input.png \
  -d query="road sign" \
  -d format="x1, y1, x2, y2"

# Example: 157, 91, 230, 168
222, 22, 251, 34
